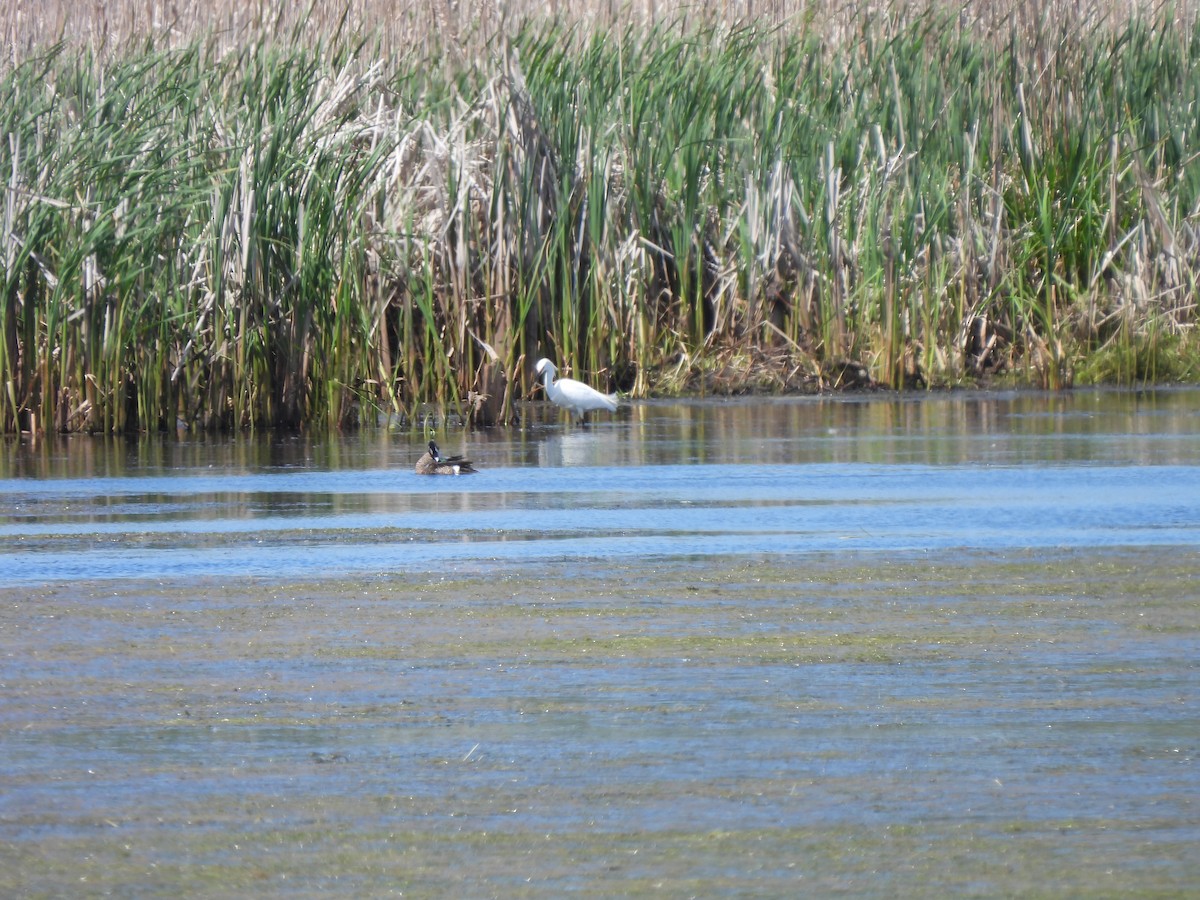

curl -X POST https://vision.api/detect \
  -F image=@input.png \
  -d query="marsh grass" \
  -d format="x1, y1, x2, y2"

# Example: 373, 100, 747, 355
2, 1, 1199, 432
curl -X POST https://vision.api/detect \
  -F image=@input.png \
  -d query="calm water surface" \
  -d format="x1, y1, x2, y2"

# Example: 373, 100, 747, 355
1, 388, 1198, 896
2, 388, 1199, 583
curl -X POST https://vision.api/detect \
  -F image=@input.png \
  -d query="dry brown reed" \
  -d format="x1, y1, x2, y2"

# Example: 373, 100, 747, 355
5, 0, 1183, 63
1, 1, 1198, 434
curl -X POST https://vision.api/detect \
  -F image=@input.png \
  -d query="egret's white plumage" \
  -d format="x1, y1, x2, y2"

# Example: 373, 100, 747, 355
534, 358, 618, 421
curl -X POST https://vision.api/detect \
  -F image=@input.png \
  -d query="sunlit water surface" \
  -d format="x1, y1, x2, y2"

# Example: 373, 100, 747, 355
1, 388, 1198, 896
3, 389, 1199, 583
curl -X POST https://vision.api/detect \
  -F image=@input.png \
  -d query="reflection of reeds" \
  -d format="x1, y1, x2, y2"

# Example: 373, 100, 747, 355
2, 2, 1199, 433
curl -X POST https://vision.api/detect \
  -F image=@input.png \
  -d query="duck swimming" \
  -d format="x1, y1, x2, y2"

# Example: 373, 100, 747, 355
534, 357, 618, 422
415, 440, 478, 475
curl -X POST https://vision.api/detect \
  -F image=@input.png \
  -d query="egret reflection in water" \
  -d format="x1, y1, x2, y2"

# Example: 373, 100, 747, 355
1, 389, 1199, 897
2, 390, 1200, 584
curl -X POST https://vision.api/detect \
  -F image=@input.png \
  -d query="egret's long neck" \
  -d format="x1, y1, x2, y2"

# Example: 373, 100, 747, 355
541, 368, 556, 399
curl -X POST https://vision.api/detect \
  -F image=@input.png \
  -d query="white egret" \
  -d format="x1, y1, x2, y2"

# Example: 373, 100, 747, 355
415, 440, 478, 475
534, 358, 618, 422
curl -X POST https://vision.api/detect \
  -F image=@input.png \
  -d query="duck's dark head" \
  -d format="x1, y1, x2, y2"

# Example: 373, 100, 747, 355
427, 440, 441, 461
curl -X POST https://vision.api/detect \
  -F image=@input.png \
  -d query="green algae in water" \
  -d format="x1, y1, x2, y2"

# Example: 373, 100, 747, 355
2, 546, 1198, 896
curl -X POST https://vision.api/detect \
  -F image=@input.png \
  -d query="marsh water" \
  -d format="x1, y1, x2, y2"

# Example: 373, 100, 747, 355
1, 389, 1198, 896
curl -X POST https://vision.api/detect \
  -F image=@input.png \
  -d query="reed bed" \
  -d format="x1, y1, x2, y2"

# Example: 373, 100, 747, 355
2, 1, 1199, 432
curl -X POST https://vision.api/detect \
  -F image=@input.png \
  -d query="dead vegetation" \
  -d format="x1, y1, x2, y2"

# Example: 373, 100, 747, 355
1, 2, 1197, 432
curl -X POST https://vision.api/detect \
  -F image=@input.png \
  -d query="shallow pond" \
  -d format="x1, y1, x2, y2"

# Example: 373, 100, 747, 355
3, 388, 1200, 582
1, 389, 1198, 896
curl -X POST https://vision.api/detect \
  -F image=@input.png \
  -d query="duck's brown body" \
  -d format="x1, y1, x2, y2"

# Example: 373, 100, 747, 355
415, 440, 478, 475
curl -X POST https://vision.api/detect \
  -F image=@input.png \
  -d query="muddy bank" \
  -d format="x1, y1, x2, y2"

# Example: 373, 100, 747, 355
2, 547, 1197, 897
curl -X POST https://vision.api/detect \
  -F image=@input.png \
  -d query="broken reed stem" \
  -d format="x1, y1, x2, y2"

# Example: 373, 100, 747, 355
1, 3, 1198, 434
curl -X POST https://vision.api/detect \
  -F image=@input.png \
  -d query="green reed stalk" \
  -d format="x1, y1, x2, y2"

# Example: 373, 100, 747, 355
2, 9, 1199, 434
